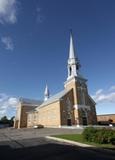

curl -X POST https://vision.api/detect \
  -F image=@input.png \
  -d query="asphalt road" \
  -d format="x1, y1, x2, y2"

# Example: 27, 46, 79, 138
0, 128, 115, 160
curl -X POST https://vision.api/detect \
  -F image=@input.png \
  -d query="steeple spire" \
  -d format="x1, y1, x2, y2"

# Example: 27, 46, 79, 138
44, 84, 50, 101
67, 30, 81, 80
69, 30, 76, 59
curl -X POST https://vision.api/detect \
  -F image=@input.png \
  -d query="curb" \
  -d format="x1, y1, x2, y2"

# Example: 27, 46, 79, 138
46, 136, 93, 147
46, 136, 115, 155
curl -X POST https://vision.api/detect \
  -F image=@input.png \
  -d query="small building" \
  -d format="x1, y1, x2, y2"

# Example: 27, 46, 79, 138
97, 114, 115, 125
14, 32, 97, 128
14, 98, 42, 128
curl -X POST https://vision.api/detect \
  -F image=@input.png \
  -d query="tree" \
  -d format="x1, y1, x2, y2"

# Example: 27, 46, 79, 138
9, 116, 15, 126
108, 119, 113, 124
0, 116, 9, 124
0, 116, 15, 126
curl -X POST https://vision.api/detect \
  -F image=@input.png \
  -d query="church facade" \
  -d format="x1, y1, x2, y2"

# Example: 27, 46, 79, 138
14, 32, 97, 128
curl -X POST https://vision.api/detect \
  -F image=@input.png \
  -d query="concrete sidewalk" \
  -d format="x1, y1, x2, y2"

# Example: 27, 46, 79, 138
46, 136, 94, 147
46, 136, 115, 154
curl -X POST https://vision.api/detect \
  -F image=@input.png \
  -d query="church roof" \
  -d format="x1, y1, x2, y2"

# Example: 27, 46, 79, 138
26, 106, 38, 113
88, 95, 96, 105
26, 106, 36, 114
37, 89, 71, 109
19, 97, 43, 106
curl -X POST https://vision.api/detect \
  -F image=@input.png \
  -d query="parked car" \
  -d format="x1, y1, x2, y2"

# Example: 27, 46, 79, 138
33, 124, 44, 129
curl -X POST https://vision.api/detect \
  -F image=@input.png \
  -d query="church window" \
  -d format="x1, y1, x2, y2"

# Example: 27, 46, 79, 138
66, 97, 72, 112
80, 88, 83, 104
34, 114, 37, 121
82, 110, 88, 125
66, 97, 72, 119
82, 90, 86, 105
69, 67, 72, 76
79, 87, 86, 105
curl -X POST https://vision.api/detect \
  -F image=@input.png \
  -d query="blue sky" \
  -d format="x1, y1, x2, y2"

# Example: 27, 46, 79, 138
0, 0, 115, 118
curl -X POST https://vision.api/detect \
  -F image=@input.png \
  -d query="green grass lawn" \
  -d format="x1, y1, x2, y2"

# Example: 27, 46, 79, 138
53, 134, 115, 150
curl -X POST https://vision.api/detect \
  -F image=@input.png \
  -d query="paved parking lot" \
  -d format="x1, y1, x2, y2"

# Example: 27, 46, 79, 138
0, 127, 83, 141
0, 128, 115, 160
0, 127, 83, 149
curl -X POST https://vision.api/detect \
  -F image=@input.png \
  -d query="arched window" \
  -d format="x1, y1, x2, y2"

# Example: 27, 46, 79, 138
82, 110, 87, 125
69, 67, 72, 76
79, 84, 86, 105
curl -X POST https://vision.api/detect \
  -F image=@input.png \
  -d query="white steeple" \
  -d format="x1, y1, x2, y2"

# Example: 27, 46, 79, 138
67, 31, 81, 80
69, 31, 76, 59
44, 84, 50, 101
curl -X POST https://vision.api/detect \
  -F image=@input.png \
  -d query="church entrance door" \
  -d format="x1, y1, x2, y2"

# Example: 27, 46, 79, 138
82, 117, 87, 125
67, 119, 72, 126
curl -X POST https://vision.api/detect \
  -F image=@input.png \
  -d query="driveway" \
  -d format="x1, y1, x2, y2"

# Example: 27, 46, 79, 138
0, 128, 115, 160
0, 127, 83, 140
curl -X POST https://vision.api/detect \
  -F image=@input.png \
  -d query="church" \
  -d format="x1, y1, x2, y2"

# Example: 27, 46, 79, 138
14, 32, 97, 128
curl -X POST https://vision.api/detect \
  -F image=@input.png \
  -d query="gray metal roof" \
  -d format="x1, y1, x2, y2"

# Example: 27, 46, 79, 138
26, 106, 38, 113
19, 97, 43, 106
26, 106, 36, 113
88, 95, 96, 105
37, 89, 71, 109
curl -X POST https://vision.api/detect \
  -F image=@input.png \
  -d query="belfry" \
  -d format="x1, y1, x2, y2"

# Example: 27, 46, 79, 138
67, 31, 80, 79
14, 31, 97, 128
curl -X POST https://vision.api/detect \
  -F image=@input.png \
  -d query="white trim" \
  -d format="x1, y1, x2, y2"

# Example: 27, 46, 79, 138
20, 103, 38, 107
64, 76, 87, 88
64, 77, 76, 88
74, 104, 90, 111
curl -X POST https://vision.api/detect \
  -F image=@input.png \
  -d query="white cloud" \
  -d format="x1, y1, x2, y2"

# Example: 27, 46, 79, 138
1, 36, 14, 50
92, 86, 115, 104
8, 97, 18, 107
95, 89, 103, 95
0, 110, 6, 115
0, 0, 18, 24
0, 93, 18, 118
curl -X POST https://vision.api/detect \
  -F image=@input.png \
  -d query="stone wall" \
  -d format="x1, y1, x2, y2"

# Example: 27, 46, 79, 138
60, 89, 75, 125
27, 111, 39, 127
38, 101, 61, 127
14, 103, 38, 128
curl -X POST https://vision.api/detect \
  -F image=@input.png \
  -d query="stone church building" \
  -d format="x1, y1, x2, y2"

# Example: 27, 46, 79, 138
14, 32, 97, 128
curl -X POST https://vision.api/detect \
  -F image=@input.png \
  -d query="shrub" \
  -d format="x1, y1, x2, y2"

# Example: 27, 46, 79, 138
82, 127, 97, 142
94, 128, 110, 144
82, 127, 115, 145
110, 132, 115, 145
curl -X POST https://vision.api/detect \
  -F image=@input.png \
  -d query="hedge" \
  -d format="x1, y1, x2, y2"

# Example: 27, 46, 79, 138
82, 127, 115, 145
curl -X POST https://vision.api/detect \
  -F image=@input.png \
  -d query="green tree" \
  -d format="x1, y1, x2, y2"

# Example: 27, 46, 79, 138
108, 119, 113, 124
0, 116, 9, 124
9, 116, 15, 126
